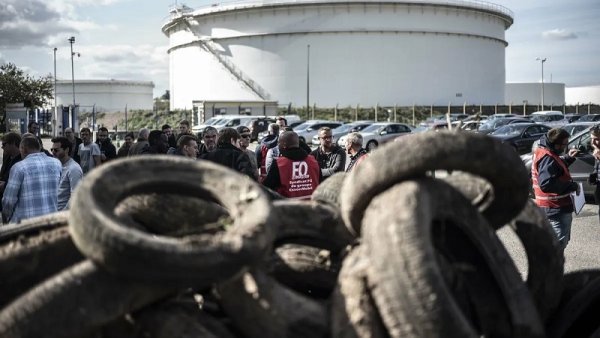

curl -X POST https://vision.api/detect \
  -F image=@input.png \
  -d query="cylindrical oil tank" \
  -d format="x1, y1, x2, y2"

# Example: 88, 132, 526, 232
163, 1, 513, 109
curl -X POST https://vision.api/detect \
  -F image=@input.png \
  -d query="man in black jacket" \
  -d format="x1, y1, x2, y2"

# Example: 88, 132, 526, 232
95, 127, 117, 163
311, 127, 346, 181
201, 128, 256, 180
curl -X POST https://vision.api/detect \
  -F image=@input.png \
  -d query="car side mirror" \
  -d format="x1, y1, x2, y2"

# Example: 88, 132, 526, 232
306, 128, 313, 132
380, 131, 388, 135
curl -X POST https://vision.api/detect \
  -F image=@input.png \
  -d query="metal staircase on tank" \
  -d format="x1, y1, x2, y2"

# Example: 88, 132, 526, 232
182, 19, 271, 101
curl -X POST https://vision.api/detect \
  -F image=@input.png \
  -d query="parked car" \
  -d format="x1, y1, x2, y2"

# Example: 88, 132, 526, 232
192, 116, 224, 134
477, 117, 531, 135
576, 114, 600, 122
529, 111, 567, 127
562, 122, 598, 138
521, 124, 600, 200
311, 120, 374, 145
413, 121, 450, 133
489, 123, 551, 155
249, 117, 276, 141
293, 120, 344, 144
459, 120, 484, 131
564, 114, 583, 123
338, 122, 412, 151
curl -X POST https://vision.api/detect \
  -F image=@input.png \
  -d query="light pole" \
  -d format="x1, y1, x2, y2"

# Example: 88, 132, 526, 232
306, 44, 310, 119
69, 37, 76, 112
53, 47, 58, 136
536, 57, 547, 110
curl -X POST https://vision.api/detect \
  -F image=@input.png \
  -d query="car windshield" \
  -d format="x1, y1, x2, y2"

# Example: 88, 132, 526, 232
361, 124, 385, 133
491, 124, 527, 136
204, 117, 222, 125
213, 119, 230, 126
293, 122, 312, 131
333, 124, 354, 133
531, 115, 551, 122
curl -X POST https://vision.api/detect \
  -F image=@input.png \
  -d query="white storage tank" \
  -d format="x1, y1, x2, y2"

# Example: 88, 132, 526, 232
163, 0, 513, 109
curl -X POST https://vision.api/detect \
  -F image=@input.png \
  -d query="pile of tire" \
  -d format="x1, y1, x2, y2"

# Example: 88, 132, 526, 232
0, 131, 597, 338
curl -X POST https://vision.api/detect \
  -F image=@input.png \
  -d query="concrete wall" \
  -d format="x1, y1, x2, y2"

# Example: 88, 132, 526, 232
164, 0, 513, 109
55, 80, 155, 113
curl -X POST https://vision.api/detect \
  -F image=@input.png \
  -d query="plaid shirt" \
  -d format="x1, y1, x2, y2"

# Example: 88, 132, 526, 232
2, 152, 62, 223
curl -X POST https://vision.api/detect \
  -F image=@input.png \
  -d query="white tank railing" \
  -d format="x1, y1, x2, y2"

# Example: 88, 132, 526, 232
183, 0, 513, 20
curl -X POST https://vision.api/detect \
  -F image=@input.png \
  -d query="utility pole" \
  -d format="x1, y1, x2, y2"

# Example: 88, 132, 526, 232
53, 47, 58, 136
306, 44, 310, 120
69, 37, 76, 113
536, 57, 547, 110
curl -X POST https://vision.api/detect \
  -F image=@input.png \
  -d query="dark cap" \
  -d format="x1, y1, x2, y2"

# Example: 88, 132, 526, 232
236, 126, 251, 134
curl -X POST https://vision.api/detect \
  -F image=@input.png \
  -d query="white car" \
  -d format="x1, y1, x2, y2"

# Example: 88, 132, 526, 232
338, 122, 412, 151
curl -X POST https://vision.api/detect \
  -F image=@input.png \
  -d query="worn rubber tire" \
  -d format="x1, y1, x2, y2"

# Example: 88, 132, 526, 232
331, 245, 388, 338
134, 300, 236, 338
341, 131, 530, 235
268, 243, 342, 298
272, 200, 354, 252
362, 179, 544, 337
0, 260, 174, 338
508, 199, 565, 322
69, 156, 275, 286
547, 276, 600, 338
439, 171, 495, 212
216, 268, 329, 338
0, 212, 70, 244
114, 193, 229, 236
311, 172, 347, 208
0, 214, 84, 308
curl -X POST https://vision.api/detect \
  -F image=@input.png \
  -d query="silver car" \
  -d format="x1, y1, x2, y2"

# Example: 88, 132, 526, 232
294, 120, 343, 144
311, 120, 374, 145
338, 122, 412, 151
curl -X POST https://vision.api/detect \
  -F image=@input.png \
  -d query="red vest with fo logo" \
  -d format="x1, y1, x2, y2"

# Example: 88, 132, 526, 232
276, 155, 320, 199
532, 146, 573, 208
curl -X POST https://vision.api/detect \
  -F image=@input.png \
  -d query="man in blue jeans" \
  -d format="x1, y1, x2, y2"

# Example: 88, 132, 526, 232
531, 128, 580, 249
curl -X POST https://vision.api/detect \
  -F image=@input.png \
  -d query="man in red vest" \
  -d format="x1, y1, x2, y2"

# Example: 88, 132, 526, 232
263, 131, 321, 199
531, 128, 580, 249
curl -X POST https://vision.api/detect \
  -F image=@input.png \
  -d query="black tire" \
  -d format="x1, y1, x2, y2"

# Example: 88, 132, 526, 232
361, 179, 543, 337
268, 243, 342, 298
0, 211, 70, 244
311, 171, 347, 208
508, 200, 565, 322
439, 171, 495, 212
216, 268, 329, 338
366, 140, 378, 152
134, 299, 236, 338
341, 131, 530, 235
272, 200, 354, 252
0, 260, 174, 338
114, 193, 229, 236
69, 156, 275, 286
0, 217, 84, 308
547, 276, 600, 338
331, 245, 388, 338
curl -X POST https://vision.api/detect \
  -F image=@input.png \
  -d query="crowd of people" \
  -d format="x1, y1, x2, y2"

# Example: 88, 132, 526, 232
0, 118, 369, 225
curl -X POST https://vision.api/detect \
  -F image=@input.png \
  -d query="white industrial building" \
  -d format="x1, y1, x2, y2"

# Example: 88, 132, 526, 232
163, 0, 514, 110
505, 82, 566, 107
55, 79, 154, 113
565, 85, 600, 105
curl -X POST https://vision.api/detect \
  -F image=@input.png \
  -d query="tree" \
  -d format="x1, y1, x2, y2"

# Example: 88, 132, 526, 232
0, 62, 53, 124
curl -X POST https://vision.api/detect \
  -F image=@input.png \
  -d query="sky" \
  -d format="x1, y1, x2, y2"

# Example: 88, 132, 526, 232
0, 0, 598, 98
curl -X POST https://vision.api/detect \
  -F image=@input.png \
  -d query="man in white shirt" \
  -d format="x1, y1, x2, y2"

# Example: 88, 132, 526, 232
51, 137, 83, 210
78, 127, 101, 174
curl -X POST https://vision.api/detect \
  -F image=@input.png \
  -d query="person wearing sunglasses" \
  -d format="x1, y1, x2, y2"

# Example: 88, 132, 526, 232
310, 127, 346, 181
531, 127, 580, 249
237, 126, 259, 180
51, 137, 83, 211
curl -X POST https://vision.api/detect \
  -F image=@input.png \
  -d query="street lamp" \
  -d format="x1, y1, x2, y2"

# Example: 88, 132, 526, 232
306, 44, 310, 120
536, 57, 547, 110
53, 47, 57, 136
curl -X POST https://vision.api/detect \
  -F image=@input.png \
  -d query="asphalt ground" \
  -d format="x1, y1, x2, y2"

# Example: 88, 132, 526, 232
497, 203, 600, 276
